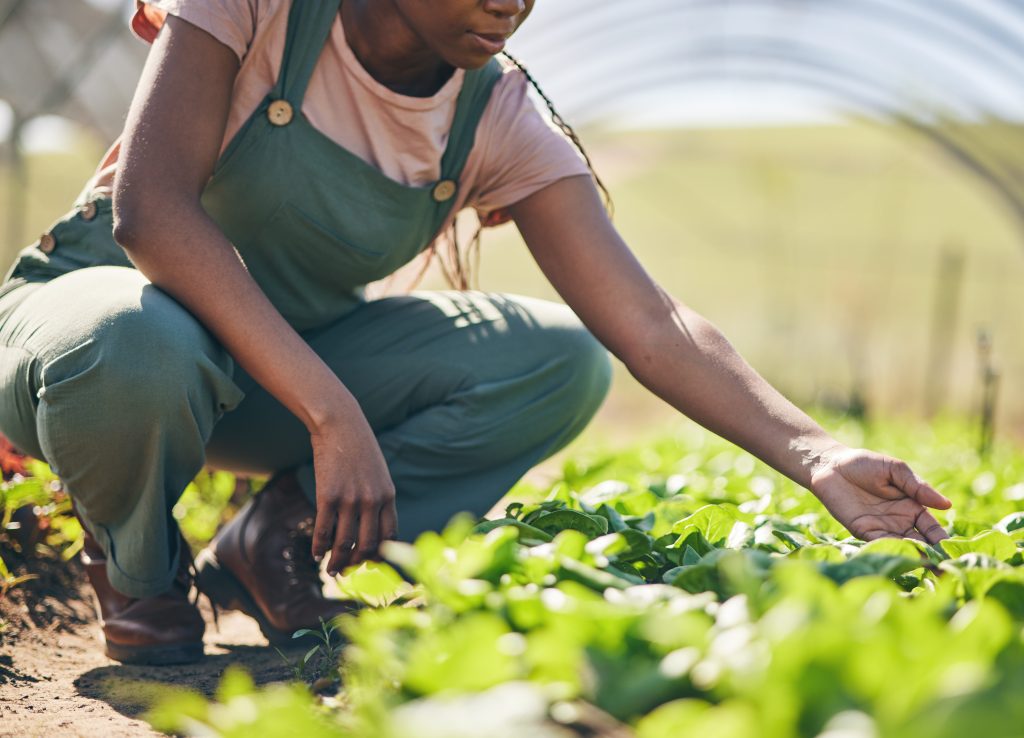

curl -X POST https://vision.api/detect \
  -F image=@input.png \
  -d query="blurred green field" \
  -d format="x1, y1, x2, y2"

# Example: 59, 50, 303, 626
469, 123, 1024, 441
2, 121, 1021, 444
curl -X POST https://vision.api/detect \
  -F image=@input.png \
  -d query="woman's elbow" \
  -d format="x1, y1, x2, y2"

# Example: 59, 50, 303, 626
112, 187, 191, 253
621, 303, 728, 372
111, 211, 141, 252
111, 189, 152, 252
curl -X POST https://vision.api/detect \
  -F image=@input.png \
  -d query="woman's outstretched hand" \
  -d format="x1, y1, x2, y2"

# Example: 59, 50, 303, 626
309, 413, 398, 576
809, 446, 952, 544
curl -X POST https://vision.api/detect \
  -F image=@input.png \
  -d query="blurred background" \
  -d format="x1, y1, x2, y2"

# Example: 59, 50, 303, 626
1, 0, 1021, 448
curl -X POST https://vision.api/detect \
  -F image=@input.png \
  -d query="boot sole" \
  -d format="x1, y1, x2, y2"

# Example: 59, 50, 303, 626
194, 549, 306, 648
104, 639, 204, 665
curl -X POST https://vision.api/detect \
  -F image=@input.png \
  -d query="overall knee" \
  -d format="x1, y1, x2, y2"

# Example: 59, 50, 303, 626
111, 308, 217, 407
31, 279, 243, 524
37, 287, 233, 420
555, 324, 613, 423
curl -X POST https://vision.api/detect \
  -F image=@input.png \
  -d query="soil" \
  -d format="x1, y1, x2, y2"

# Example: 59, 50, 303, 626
0, 554, 295, 738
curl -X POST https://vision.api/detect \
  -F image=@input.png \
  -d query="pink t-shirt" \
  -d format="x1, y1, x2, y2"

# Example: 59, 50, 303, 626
89, 0, 589, 231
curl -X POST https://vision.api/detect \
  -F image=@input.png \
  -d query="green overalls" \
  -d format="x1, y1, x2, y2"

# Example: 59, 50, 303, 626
0, 0, 611, 598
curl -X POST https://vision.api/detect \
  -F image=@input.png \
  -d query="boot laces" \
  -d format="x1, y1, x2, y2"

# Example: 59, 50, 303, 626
178, 537, 220, 630
282, 516, 317, 588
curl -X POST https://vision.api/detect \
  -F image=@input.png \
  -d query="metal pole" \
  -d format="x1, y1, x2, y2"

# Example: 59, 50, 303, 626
977, 329, 1000, 458
923, 246, 965, 417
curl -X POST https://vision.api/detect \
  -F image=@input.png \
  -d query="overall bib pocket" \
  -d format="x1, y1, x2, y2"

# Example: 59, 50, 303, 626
241, 200, 394, 331
277, 201, 386, 258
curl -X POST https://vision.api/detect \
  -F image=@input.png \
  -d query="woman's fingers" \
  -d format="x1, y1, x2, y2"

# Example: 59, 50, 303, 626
891, 460, 952, 510
352, 499, 382, 566
312, 500, 338, 563
915, 482, 952, 511
380, 500, 399, 543
914, 508, 949, 544
328, 501, 359, 576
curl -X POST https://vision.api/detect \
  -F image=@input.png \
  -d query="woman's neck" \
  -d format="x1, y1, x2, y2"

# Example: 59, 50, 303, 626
341, 0, 455, 98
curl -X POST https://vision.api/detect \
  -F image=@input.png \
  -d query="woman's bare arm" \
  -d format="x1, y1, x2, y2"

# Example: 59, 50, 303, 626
509, 175, 951, 543
113, 16, 396, 574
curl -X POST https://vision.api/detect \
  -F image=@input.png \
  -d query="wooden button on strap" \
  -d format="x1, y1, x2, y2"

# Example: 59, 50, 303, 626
267, 100, 294, 127
39, 233, 56, 254
432, 179, 457, 203
79, 201, 98, 221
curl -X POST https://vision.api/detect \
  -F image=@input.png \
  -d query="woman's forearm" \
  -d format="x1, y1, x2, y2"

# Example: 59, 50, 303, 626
621, 297, 842, 489
509, 177, 844, 490
513, 166, 948, 543
113, 198, 360, 433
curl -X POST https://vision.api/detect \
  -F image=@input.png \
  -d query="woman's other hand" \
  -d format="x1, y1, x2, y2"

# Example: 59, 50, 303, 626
309, 410, 398, 576
809, 447, 952, 543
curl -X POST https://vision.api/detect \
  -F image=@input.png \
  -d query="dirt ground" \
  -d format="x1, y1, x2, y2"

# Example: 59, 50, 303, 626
0, 557, 297, 738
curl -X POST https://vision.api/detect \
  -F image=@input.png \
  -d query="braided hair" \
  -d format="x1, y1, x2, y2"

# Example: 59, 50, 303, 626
501, 52, 613, 214
418, 52, 613, 291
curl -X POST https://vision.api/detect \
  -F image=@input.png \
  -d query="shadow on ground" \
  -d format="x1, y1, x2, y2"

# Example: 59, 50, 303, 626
0, 652, 39, 686
74, 641, 294, 720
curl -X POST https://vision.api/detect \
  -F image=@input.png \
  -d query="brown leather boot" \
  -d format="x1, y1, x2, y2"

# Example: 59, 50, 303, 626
80, 525, 205, 665
194, 471, 356, 646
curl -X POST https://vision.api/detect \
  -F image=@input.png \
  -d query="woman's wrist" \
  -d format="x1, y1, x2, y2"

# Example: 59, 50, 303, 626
296, 379, 363, 435
786, 433, 848, 491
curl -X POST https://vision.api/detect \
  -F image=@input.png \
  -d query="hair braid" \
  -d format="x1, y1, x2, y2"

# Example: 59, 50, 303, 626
403, 53, 612, 293
500, 51, 613, 216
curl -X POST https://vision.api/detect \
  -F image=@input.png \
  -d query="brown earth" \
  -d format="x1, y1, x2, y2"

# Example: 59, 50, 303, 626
0, 554, 296, 738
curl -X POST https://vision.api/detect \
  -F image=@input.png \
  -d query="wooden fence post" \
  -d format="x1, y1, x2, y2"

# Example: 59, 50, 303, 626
924, 247, 965, 417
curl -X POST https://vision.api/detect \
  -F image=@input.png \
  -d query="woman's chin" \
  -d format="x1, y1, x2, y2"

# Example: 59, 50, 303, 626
448, 51, 499, 71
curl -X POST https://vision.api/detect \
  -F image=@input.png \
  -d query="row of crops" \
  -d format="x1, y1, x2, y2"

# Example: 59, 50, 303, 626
56, 418, 1024, 736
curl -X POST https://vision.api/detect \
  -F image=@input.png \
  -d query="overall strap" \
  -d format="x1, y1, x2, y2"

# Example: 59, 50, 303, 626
273, 0, 343, 105
438, 58, 504, 181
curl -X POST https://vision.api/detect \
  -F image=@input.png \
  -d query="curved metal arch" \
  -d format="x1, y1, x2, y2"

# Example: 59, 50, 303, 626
569, 50, 906, 121
539, 30, 984, 122
519, 1, 1024, 110
511, 0, 1024, 237
528, 0, 1024, 81
571, 61, 1024, 230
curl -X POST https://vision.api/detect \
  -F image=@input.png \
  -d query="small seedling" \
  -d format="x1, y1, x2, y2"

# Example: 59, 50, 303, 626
274, 617, 344, 685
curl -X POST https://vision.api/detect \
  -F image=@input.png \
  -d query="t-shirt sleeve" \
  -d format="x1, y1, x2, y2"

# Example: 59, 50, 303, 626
468, 68, 592, 223
131, 0, 259, 62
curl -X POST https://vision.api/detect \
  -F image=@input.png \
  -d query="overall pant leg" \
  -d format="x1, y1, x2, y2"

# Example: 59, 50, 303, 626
205, 291, 613, 540
0, 267, 244, 598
